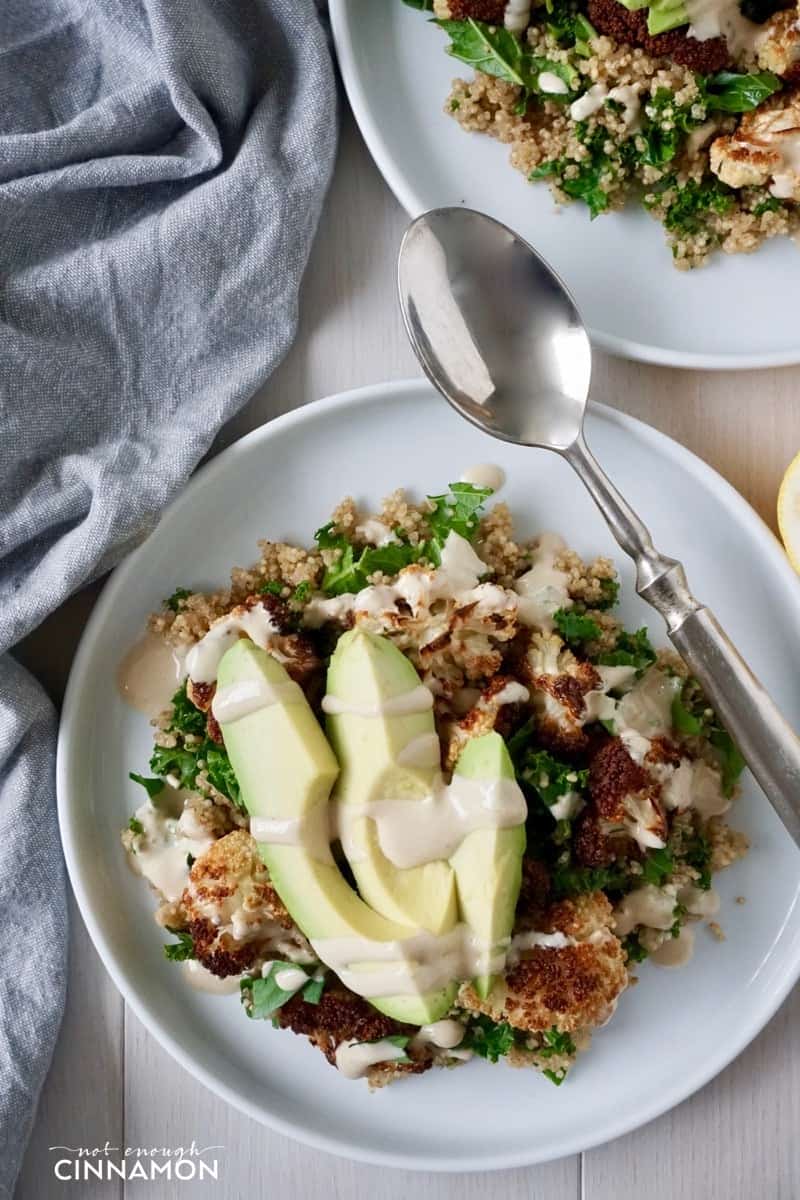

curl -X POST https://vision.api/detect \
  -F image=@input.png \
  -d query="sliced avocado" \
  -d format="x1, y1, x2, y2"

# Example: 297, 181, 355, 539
646, 0, 689, 35
449, 732, 526, 1000
614, 0, 688, 32
326, 629, 458, 935
216, 639, 456, 1024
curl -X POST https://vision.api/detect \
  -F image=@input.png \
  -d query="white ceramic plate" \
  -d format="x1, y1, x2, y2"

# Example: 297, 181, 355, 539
329, 0, 800, 369
59, 380, 800, 1171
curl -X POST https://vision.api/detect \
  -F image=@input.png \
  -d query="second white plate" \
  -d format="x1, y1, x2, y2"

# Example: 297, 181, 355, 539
330, 0, 800, 369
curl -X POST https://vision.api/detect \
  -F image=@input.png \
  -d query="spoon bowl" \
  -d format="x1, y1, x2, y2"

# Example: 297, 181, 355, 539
398, 208, 589, 449
398, 205, 800, 847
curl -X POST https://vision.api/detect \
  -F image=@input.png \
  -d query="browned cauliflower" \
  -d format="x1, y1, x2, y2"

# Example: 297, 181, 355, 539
460, 892, 627, 1034
710, 86, 800, 200
182, 831, 312, 977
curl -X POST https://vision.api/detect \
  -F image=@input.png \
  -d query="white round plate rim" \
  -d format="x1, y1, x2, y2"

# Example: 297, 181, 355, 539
58, 379, 800, 1171
329, 0, 800, 371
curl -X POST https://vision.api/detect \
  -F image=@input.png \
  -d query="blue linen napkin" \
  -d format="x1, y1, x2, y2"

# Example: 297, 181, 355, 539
0, 2, 337, 1191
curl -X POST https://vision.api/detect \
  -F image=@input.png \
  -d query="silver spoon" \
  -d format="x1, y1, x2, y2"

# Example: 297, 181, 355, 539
398, 206, 800, 846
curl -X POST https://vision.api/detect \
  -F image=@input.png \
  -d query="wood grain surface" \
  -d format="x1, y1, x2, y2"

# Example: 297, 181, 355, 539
14, 113, 800, 1200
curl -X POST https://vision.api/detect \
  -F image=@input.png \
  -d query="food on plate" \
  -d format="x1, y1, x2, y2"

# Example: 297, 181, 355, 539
404, 0, 800, 266
121, 478, 748, 1086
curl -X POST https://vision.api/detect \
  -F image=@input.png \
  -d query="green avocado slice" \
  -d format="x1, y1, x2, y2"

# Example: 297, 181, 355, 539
215, 638, 457, 1024
325, 628, 458, 935
449, 732, 527, 999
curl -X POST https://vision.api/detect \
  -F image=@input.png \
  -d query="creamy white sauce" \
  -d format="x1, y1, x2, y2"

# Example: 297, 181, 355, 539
249, 806, 334, 864
117, 633, 187, 717
549, 789, 584, 821
460, 463, 506, 492
211, 677, 303, 723
274, 966, 311, 992
186, 603, 281, 684
650, 924, 695, 967
607, 84, 641, 129
439, 530, 489, 591
335, 1038, 409, 1079
128, 802, 213, 902
514, 532, 571, 631
397, 732, 442, 768
182, 960, 242, 995
678, 883, 720, 917
538, 71, 569, 96
507, 929, 573, 966
504, 0, 532, 32
311, 925, 507, 1001
614, 884, 677, 937
335, 774, 527, 870
410, 1018, 466, 1052
322, 684, 434, 719
617, 668, 681, 739
686, 0, 761, 55
355, 518, 399, 547
570, 83, 607, 122
302, 532, 500, 632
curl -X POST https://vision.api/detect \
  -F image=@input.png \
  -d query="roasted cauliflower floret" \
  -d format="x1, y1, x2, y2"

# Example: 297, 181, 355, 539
444, 674, 530, 769
757, 7, 800, 80
182, 831, 311, 977
710, 87, 800, 200
460, 892, 627, 1034
587, 738, 668, 851
276, 985, 430, 1086
517, 631, 604, 754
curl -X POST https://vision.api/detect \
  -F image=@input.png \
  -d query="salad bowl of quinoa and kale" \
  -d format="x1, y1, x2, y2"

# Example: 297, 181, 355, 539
58, 382, 800, 1169
330, 1, 800, 365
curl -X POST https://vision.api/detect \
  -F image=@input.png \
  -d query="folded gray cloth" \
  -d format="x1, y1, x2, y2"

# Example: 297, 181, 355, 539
0, 1, 337, 1192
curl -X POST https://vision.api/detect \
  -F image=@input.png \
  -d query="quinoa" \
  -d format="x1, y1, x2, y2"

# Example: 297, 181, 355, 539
434, 8, 800, 267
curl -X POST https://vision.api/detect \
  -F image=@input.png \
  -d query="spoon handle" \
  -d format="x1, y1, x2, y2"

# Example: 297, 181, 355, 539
566, 432, 800, 846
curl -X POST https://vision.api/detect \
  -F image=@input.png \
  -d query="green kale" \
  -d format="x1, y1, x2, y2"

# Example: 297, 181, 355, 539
314, 522, 422, 596
434, 18, 578, 107
598, 627, 656, 674
622, 933, 649, 963
543, 1067, 569, 1085
165, 587, 191, 612
241, 963, 326, 1020
701, 70, 781, 113
186, 853, 195, 868
293, 581, 311, 603
426, 481, 493, 551
204, 744, 242, 808
542, 0, 598, 54
553, 608, 601, 645
638, 88, 704, 167
464, 1015, 516, 1062
539, 1026, 576, 1057
639, 847, 674, 887
144, 685, 244, 808
259, 580, 284, 596
532, 123, 620, 218
662, 175, 734, 237
597, 577, 620, 610
128, 772, 165, 800
671, 680, 745, 796
168, 684, 207, 737
551, 862, 630, 898
128, 816, 144, 836
683, 830, 712, 890
163, 930, 194, 962
753, 195, 784, 216
515, 747, 588, 811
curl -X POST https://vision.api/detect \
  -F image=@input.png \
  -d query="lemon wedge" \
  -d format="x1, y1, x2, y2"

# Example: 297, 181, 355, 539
777, 450, 800, 573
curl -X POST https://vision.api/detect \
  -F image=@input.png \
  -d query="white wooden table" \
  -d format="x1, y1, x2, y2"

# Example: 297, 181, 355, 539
15, 112, 800, 1200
